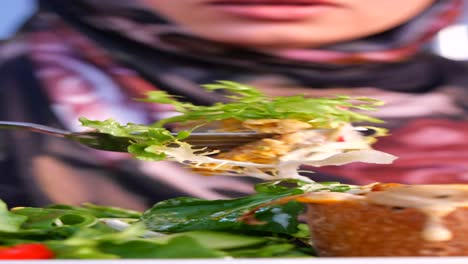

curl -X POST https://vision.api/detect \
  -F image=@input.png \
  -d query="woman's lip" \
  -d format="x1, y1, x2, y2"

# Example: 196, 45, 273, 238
206, 0, 341, 21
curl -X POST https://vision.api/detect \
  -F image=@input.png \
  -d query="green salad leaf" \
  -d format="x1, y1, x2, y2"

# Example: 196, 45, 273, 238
141, 180, 308, 234
79, 118, 194, 161
99, 236, 227, 259
141, 179, 357, 235
0, 180, 351, 259
48, 203, 142, 219
12, 207, 98, 230
142, 195, 305, 234
141, 81, 384, 128
0, 200, 27, 232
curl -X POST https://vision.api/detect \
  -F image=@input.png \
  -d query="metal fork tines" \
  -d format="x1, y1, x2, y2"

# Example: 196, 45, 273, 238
0, 121, 270, 152
180, 132, 270, 151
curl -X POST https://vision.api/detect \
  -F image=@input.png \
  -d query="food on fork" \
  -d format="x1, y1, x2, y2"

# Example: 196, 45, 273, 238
80, 81, 396, 181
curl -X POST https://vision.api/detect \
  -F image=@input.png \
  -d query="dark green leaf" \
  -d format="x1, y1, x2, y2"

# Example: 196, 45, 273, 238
141, 188, 305, 235
254, 179, 309, 194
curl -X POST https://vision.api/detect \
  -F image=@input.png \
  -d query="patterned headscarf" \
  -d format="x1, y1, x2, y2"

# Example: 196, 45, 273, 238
23, 0, 463, 134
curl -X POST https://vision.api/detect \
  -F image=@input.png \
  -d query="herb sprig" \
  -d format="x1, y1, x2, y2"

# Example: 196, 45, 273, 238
142, 81, 384, 128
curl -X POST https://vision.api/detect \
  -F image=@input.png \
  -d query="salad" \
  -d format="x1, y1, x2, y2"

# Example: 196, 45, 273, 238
0, 180, 355, 259
0, 81, 398, 259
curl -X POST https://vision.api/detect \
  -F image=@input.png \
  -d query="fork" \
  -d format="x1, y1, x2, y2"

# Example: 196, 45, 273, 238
0, 121, 271, 152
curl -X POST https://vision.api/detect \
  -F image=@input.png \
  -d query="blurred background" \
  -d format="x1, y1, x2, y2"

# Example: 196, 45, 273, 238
0, 0, 36, 40
2, 0, 468, 60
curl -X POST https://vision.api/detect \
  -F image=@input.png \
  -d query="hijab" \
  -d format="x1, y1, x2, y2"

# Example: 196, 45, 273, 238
23, 0, 462, 131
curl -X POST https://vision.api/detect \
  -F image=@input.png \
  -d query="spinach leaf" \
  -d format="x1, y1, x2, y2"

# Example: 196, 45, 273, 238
142, 187, 305, 234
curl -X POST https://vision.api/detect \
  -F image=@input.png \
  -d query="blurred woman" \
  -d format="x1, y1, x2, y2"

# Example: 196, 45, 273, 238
0, 0, 466, 209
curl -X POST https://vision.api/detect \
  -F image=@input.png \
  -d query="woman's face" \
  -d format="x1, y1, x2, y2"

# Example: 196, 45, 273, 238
143, 0, 436, 49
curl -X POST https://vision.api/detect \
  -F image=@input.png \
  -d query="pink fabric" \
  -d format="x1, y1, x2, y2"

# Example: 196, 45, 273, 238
318, 119, 468, 184
28, 22, 177, 133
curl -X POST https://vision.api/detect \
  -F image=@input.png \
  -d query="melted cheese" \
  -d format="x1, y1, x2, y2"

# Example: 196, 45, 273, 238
366, 184, 468, 242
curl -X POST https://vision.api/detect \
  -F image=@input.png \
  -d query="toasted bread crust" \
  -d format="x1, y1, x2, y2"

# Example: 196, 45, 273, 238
306, 201, 468, 256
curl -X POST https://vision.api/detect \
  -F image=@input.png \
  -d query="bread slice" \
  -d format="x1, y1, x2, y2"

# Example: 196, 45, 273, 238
304, 184, 468, 256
